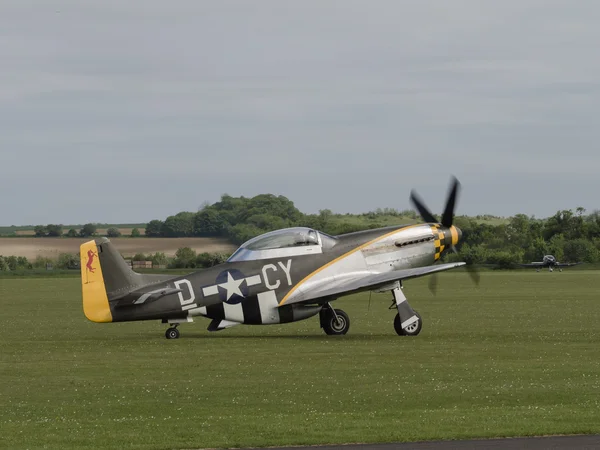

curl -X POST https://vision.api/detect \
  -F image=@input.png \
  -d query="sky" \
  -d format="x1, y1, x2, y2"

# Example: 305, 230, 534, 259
1, 0, 599, 225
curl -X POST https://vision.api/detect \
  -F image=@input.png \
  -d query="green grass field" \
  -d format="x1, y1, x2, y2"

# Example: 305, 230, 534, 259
1, 271, 600, 449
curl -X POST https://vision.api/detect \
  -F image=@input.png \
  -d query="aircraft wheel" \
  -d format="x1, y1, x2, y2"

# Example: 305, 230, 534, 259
394, 311, 422, 336
165, 327, 180, 339
323, 309, 350, 335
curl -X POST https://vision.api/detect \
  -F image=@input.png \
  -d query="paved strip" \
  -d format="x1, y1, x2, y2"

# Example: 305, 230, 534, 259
240, 434, 600, 450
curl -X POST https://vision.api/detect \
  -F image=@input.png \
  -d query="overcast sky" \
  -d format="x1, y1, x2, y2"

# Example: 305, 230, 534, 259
1, 0, 599, 225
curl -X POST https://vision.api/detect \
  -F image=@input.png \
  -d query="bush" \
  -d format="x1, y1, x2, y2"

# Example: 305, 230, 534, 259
46, 224, 63, 237
79, 223, 97, 237
66, 229, 78, 237
196, 252, 228, 268
56, 253, 79, 269
171, 247, 197, 269
150, 252, 169, 266
3, 256, 32, 270
107, 227, 121, 238
131, 228, 141, 238
33, 256, 54, 268
132, 253, 149, 261
486, 249, 522, 269
145, 220, 163, 237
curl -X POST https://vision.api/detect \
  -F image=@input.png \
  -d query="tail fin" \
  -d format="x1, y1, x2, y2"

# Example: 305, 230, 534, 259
81, 238, 178, 322
80, 237, 144, 323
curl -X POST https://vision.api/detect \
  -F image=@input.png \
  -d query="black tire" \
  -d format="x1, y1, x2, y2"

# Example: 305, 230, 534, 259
394, 311, 422, 336
322, 309, 350, 335
165, 327, 180, 339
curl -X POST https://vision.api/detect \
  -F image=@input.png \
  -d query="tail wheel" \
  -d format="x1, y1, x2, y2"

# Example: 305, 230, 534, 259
165, 327, 180, 339
323, 309, 350, 335
394, 311, 422, 336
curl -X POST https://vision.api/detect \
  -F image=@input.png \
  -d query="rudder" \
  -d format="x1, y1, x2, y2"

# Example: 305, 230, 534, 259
80, 239, 113, 323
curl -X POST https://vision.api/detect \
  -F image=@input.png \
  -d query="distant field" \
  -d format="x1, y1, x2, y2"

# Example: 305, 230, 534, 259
1, 272, 599, 449
0, 237, 236, 259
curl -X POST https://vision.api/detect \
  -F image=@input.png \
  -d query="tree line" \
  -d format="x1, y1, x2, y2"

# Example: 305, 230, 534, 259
8, 193, 600, 268
31, 224, 141, 238
144, 194, 600, 267
446, 208, 600, 267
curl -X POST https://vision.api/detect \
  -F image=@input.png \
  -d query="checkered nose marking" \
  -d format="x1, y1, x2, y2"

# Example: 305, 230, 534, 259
431, 225, 462, 260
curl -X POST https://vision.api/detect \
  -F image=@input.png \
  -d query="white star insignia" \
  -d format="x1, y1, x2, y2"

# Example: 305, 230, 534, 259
218, 271, 244, 301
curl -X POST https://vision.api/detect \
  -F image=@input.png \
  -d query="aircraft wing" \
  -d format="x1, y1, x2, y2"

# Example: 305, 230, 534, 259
518, 262, 545, 267
281, 262, 465, 306
556, 262, 583, 267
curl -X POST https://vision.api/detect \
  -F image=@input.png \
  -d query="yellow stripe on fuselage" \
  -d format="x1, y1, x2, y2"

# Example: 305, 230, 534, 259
80, 240, 112, 323
279, 224, 424, 306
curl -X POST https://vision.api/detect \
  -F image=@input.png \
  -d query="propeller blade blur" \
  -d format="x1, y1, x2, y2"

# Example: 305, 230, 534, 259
410, 190, 437, 223
441, 176, 460, 228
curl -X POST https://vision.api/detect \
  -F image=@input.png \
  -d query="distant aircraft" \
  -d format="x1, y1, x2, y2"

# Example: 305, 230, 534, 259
520, 255, 582, 272
80, 177, 477, 339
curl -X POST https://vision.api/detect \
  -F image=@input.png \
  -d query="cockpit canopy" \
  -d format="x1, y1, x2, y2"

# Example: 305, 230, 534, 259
227, 227, 337, 262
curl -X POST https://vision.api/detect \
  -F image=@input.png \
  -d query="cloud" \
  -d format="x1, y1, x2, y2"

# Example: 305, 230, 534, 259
1, 0, 599, 224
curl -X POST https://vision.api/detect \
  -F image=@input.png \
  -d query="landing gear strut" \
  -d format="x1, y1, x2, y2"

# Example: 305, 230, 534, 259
320, 303, 350, 335
390, 283, 422, 336
165, 324, 180, 339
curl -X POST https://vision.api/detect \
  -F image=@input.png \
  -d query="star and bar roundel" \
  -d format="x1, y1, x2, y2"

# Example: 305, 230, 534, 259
201, 269, 261, 305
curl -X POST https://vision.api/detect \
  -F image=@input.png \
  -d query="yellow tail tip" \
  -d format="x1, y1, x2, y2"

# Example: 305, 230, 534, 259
80, 240, 113, 323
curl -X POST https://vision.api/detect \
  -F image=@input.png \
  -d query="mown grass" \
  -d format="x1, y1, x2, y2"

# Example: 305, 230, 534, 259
1, 272, 600, 449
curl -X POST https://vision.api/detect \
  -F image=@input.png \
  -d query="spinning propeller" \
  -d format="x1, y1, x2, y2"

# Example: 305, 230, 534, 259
410, 176, 480, 294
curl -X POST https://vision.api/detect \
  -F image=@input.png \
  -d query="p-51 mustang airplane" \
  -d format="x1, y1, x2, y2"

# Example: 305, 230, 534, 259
81, 178, 475, 339
520, 255, 582, 272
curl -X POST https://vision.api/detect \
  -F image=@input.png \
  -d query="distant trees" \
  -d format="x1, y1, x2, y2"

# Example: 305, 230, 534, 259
79, 223, 97, 237
11, 193, 600, 268
106, 227, 121, 238
143, 193, 304, 244
145, 220, 163, 237
161, 212, 195, 237
33, 224, 62, 237
46, 224, 63, 237
135, 195, 600, 266
194, 209, 227, 236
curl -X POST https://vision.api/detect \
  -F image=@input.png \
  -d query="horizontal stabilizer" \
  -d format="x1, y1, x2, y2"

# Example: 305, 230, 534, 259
114, 287, 183, 307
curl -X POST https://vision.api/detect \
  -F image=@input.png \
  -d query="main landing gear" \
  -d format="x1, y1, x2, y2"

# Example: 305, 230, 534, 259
390, 283, 422, 336
320, 303, 350, 335
165, 324, 180, 339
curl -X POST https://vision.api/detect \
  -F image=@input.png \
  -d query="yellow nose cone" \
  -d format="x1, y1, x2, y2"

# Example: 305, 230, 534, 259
450, 226, 462, 246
